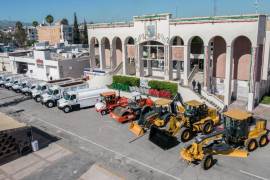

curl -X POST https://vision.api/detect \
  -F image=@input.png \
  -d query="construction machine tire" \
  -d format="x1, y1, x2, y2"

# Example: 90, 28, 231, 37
179, 127, 193, 143
201, 154, 214, 170
101, 110, 107, 116
202, 121, 214, 135
245, 139, 258, 152
259, 135, 269, 147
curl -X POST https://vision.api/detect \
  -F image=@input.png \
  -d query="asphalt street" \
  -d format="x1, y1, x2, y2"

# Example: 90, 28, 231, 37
0, 88, 269, 180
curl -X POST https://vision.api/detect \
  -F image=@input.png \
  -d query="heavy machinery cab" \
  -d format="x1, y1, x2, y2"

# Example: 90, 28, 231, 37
100, 92, 118, 105
184, 100, 208, 123
223, 109, 252, 144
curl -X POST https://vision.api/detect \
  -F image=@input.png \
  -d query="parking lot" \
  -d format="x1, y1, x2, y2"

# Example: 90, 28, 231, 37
0, 88, 270, 180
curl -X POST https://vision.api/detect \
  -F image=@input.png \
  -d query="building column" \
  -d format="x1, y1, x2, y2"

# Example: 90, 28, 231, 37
183, 45, 190, 86
224, 46, 233, 105
99, 43, 105, 70
247, 46, 258, 111
89, 45, 96, 68
166, 45, 173, 80
164, 45, 170, 80
136, 45, 143, 77
122, 43, 127, 75
204, 45, 211, 91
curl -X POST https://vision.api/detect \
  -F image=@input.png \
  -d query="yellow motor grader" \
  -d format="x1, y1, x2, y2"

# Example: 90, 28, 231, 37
148, 99, 221, 149
180, 109, 269, 170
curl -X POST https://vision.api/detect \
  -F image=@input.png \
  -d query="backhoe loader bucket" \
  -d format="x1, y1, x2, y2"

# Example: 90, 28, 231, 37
129, 122, 144, 136
149, 126, 178, 150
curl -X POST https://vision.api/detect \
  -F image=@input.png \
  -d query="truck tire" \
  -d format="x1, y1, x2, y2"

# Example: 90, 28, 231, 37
35, 96, 41, 102
202, 121, 214, 135
63, 106, 71, 113
46, 101, 54, 108
179, 127, 193, 142
245, 139, 258, 152
201, 154, 214, 170
259, 135, 269, 147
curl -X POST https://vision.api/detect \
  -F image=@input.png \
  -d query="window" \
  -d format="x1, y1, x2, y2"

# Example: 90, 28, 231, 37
173, 61, 184, 71
54, 90, 59, 95
71, 95, 76, 100
151, 60, 164, 69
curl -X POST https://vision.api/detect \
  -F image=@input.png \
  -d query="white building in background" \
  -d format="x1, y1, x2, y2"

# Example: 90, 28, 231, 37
88, 13, 270, 110
9, 45, 90, 81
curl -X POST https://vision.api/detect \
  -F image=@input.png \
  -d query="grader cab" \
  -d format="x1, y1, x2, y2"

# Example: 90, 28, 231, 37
180, 109, 269, 170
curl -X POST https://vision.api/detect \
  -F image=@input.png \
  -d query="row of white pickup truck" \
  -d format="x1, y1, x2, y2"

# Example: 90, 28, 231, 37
0, 72, 108, 113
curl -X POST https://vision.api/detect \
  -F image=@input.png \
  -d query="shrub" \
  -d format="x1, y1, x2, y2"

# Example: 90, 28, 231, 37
148, 80, 178, 96
112, 75, 140, 87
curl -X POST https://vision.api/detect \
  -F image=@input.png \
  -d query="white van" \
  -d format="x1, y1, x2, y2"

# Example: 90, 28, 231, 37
58, 87, 108, 113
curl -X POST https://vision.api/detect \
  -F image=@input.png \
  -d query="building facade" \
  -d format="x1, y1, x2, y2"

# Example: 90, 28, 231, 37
37, 24, 73, 45
26, 26, 38, 41
88, 13, 270, 110
9, 49, 89, 81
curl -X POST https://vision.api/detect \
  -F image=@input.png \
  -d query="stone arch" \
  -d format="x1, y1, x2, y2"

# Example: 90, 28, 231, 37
125, 36, 136, 75
90, 37, 100, 68
170, 36, 184, 46
112, 37, 122, 68
101, 37, 111, 69
209, 36, 227, 79
188, 36, 205, 72
232, 36, 252, 80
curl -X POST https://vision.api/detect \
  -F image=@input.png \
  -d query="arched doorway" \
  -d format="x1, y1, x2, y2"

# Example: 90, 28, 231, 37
170, 36, 184, 81
232, 36, 252, 101
190, 36, 204, 71
101, 37, 111, 69
125, 37, 136, 75
140, 41, 165, 78
112, 37, 122, 69
90, 37, 100, 68
209, 36, 227, 96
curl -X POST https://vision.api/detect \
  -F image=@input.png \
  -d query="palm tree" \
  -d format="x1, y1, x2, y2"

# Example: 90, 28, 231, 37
60, 18, 68, 25
45, 15, 54, 26
32, 21, 38, 28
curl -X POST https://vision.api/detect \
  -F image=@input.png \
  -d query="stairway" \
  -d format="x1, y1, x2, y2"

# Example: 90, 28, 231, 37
109, 62, 123, 75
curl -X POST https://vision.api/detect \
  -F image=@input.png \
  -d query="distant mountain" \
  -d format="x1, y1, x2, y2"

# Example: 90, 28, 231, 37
0, 20, 31, 29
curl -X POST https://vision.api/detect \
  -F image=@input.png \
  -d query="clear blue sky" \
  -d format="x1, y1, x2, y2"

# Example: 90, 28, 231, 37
1, 0, 270, 23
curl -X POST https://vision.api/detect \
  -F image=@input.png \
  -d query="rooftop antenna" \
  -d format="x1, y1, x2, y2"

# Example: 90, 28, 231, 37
254, 0, 259, 14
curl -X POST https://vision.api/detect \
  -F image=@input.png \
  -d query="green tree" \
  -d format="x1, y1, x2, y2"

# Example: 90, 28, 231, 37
73, 13, 80, 44
32, 21, 38, 27
81, 19, 88, 44
14, 21, 27, 47
45, 14, 54, 25
60, 18, 69, 25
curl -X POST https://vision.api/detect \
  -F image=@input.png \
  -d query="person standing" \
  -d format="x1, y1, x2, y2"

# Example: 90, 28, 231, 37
197, 82, 201, 95
192, 80, 196, 91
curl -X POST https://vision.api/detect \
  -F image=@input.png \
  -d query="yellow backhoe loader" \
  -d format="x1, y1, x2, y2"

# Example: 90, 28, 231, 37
180, 109, 269, 170
129, 98, 174, 136
149, 96, 221, 149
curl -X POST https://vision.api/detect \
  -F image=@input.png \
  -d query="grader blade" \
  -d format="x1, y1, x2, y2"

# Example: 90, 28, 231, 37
149, 126, 178, 150
129, 122, 144, 136
218, 149, 249, 158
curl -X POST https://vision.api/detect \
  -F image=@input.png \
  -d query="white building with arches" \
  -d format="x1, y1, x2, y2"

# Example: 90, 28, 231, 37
88, 13, 270, 110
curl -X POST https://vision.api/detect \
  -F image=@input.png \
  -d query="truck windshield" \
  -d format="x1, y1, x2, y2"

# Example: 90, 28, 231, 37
31, 85, 36, 89
48, 89, 54, 95
14, 81, 18, 84
64, 94, 71, 100
22, 83, 26, 87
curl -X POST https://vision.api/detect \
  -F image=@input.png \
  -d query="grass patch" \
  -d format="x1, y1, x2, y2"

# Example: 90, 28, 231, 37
261, 96, 270, 104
